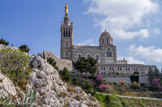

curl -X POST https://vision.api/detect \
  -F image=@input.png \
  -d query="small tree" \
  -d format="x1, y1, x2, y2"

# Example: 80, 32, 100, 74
130, 73, 139, 83
19, 45, 30, 53
59, 67, 71, 82
148, 67, 154, 84
47, 57, 56, 66
73, 57, 97, 78
71, 78, 79, 85
0, 38, 9, 46
154, 68, 160, 78
47, 57, 58, 71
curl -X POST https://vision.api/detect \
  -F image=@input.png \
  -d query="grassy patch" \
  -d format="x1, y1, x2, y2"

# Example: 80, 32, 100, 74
94, 93, 162, 107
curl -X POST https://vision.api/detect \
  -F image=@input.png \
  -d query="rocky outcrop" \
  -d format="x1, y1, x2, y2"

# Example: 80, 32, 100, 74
0, 71, 24, 103
28, 55, 100, 107
0, 71, 17, 98
0, 46, 100, 107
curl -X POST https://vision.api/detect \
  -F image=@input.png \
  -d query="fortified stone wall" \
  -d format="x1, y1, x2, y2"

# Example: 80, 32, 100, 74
43, 51, 73, 71
103, 75, 149, 85
103, 76, 131, 84
139, 75, 149, 85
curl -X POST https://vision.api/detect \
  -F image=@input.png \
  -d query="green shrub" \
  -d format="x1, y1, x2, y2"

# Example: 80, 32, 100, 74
131, 82, 140, 89
108, 101, 123, 107
121, 99, 130, 107
139, 99, 145, 107
130, 75, 139, 83
109, 95, 120, 102
59, 67, 71, 82
133, 71, 139, 75
19, 45, 30, 53
47, 57, 59, 71
80, 80, 96, 95
116, 72, 120, 75
94, 93, 107, 107
71, 77, 79, 85
0, 38, 9, 46
0, 47, 30, 91
94, 93, 123, 107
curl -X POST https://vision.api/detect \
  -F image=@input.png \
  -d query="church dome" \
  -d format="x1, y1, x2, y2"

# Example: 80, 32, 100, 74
100, 31, 112, 38
99, 30, 113, 46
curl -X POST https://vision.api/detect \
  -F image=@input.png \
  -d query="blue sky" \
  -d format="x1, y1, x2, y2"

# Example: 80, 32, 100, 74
0, 0, 162, 69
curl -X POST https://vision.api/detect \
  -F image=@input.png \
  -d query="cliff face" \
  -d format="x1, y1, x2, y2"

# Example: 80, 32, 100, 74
0, 71, 18, 98
28, 55, 100, 107
0, 46, 100, 107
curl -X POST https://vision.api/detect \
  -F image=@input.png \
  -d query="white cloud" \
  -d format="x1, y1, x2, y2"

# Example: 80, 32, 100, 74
126, 57, 144, 64
119, 57, 144, 64
110, 29, 149, 40
128, 45, 162, 63
85, 0, 158, 40
83, 0, 90, 3
77, 38, 96, 46
152, 28, 161, 34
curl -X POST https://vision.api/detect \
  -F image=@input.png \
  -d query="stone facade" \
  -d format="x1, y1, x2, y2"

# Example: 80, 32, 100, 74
59, 5, 156, 85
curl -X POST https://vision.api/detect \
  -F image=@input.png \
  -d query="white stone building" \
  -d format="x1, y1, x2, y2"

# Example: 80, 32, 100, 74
50, 4, 157, 85
60, 4, 155, 70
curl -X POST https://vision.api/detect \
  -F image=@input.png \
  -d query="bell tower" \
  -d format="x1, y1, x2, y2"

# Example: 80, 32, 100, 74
60, 4, 73, 60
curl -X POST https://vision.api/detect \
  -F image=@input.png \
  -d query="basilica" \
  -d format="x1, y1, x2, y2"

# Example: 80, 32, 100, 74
59, 4, 156, 85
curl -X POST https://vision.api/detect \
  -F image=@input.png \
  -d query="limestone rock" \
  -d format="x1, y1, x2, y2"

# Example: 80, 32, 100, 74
0, 72, 17, 98
0, 71, 23, 103
28, 55, 100, 107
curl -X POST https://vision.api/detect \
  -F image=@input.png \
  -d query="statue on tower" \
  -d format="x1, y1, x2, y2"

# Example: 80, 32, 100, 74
65, 4, 68, 15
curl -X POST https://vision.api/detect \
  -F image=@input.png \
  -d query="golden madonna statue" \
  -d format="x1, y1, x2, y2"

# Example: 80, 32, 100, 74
65, 4, 68, 15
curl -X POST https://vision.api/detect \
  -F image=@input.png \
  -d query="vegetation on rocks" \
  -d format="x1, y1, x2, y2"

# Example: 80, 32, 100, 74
19, 45, 30, 53
47, 57, 59, 71
0, 47, 31, 91
0, 38, 9, 46
59, 67, 71, 82
0, 88, 37, 107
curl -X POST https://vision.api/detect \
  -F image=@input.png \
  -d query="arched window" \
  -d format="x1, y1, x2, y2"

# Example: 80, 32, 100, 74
107, 52, 110, 57
69, 31, 71, 37
66, 31, 68, 37
64, 30, 66, 37
102, 39, 104, 44
107, 38, 109, 43
96, 55, 99, 60
110, 52, 112, 57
